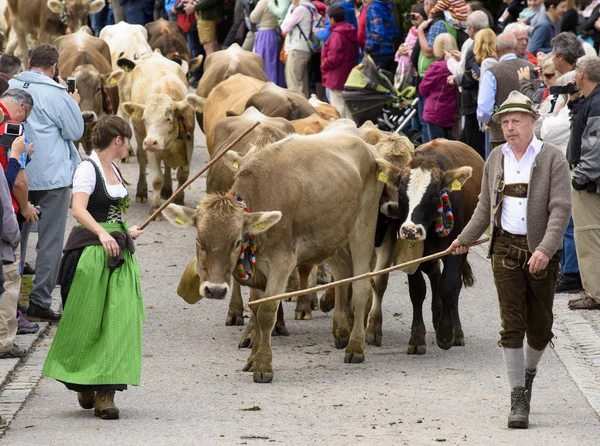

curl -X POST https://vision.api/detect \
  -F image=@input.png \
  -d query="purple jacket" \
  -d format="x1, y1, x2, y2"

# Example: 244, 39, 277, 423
418, 59, 457, 128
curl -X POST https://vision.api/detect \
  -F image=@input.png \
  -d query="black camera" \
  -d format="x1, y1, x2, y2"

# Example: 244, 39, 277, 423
5, 123, 23, 136
549, 83, 578, 95
404, 13, 415, 21
174, 1, 185, 12
67, 77, 76, 93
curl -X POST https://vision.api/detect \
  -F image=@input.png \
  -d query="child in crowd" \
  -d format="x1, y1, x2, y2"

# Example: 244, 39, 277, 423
429, 0, 469, 30
394, 3, 426, 90
321, 4, 358, 119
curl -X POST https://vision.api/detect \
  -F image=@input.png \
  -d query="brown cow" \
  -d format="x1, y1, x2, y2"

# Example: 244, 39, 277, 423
145, 18, 202, 75
163, 120, 392, 383
6, 0, 105, 66
378, 139, 483, 353
54, 28, 123, 154
309, 94, 341, 121
186, 74, 266, 156
195, 43, 268, 130
245, 82, 319, 120
291, 113, 333, 135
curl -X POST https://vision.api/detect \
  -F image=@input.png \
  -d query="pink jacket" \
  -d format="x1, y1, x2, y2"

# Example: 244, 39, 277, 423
418, 59, 457, 128
321, 22, 359, 90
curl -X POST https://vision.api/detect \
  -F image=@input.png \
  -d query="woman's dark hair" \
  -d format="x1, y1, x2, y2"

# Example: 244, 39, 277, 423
92, 115, 133, 150
328, 5, 346, 23
411, 3, 427, 21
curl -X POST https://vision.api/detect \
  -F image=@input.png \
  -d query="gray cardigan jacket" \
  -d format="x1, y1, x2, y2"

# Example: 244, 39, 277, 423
457, 141, 571, 258
0, 166, 19, 263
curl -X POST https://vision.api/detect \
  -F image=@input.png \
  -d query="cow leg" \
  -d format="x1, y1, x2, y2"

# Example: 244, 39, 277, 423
327, 253, 352, 350
147, 153, 164, 218
174, 163, 190, 205
135, 133, 148, 203
9, 21, 28, 67
242, 288, 262, 360
309, 267, 319, 310
161, 165, 173, 200
452, 289, 465, 346
423, 260, 442, 332
227, 281, 245, 326
239, 310, 256, 349
436, 256, 464, 350
366, 225, 396, 347
295, 264, 315, 320
407, 269, 427, 355
272, 301, 289, 336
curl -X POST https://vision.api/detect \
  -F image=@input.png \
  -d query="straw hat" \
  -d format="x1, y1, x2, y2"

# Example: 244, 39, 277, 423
492, 90, 538, 123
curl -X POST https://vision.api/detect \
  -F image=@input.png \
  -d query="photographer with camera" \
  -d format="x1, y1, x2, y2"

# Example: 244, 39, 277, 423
8, 44, 84, 323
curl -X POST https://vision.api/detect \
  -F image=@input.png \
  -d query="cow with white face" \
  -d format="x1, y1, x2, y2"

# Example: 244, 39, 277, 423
380, 139, 483, 353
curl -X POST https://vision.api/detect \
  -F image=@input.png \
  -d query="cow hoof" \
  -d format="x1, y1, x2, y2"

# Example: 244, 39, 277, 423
226, 315, 245, 326
407, 344, 427, 355
149, 212, 162, 222
319, 289, 335, 313
242, 356, 254, 372
238, 337, 252, 349
253, 371, 273, 383
454, 336, 465, 346
136, 195, 147, 203
160, 188, 173, 200
334, 337, 349, 350
436, 339, 453, 350
272, 324, 289, 336
344, 352, 365, 364
294, 310, 312, 320
173, 195, 185, 206
311, 295, 319, 311
365, 330, 382, 347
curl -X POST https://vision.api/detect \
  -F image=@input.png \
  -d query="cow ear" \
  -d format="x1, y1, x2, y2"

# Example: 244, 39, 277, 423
243, 211, 282, 235
222, 151, 243, 172
226, 109, 240, 117
162, 204, 197, 228
122, 102, 145, 120
375, 159, 401, 186
443, 166, 473, 191
103, 70, 124, 87
380, 201, 400, 219
117, 58, 136, 72
174, 99, 192, 114
47, 0, 65, 14
185, 94, 205, 113
189, 55, 204, 73
89, 0, 106, 14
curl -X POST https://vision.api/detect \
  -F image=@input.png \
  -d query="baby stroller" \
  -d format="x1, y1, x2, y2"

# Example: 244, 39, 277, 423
377, 86, 422, 146
343, 54, 400, 126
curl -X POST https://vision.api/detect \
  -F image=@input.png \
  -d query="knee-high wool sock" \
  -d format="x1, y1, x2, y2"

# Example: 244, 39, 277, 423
525, 343, 545, 371
503, 347, 525, 389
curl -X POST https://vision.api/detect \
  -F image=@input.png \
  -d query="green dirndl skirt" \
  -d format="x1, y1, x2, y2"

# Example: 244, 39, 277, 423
42, 222, 146, 387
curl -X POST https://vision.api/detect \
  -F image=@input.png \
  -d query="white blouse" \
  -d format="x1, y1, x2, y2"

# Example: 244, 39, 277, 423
72, 151, 128, 198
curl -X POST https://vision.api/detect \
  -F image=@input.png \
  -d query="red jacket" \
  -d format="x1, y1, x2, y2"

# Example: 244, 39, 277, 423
358, 6, 368, 49
321, 21, 359, 90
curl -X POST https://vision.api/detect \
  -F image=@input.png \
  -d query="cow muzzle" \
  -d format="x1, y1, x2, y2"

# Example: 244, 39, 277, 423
400, 223, 426, 241
200, 282, 229, 300
143, 137, 163, 151
81, 111, 98, 123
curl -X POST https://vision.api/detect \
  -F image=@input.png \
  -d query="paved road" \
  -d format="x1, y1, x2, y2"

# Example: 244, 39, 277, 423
2, 128, 599, 445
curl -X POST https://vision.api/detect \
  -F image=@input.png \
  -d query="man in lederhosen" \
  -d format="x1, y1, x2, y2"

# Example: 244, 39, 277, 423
449, 90, 571, 429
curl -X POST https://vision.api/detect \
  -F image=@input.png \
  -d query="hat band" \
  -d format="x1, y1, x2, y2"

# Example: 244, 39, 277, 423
493, 103, 536, 114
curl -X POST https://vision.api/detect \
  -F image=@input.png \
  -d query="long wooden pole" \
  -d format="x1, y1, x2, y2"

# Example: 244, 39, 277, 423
138, 121, 261, 230
248, 237, 490, 307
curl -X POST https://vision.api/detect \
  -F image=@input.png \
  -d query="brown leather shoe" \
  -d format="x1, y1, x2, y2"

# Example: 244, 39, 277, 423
569, 297, 600, 310
94, 390, 119, 420
77, 392, 95, 409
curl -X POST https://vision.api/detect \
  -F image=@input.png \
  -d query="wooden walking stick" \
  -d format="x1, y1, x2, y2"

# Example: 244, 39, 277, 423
137, 121, 260, 230
248, 237, 490, 307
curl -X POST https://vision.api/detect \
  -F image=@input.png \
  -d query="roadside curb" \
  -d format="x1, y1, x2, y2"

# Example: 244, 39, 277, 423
0, 322, 52, 436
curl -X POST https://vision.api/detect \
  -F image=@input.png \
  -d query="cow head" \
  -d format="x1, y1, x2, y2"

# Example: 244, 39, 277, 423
122, 95, 191, 151
380, 154, 472, 241
162, 195, 282, 299
47, 0, 105, 31
72, 65, 124, 123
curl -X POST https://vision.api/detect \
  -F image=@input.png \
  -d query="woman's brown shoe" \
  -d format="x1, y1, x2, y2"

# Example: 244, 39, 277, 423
94, 390, 120, 420
77, 391, 95, 409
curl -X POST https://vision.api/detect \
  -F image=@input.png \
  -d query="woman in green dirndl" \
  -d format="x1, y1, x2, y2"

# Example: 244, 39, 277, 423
43, 116, 146, 420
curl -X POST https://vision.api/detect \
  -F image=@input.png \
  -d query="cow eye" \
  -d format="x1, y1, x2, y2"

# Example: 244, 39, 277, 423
235, 240, 241, 249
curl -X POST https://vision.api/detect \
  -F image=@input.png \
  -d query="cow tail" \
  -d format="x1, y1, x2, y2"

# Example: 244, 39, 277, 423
461, 259, 475, 288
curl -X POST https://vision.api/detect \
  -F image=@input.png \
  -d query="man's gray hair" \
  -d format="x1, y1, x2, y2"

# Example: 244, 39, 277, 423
552, 32, 585, 66
466, 10, 489, 32
496, 33, 517, 51
0, 88, 33, 111
576, 55, 600, 83
504, 23, 528, 36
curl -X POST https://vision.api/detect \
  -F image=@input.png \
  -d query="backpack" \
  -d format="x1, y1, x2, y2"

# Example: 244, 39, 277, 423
296, 4, 325, 53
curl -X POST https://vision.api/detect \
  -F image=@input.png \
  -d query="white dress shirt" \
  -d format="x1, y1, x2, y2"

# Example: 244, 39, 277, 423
499, 136, 543, 235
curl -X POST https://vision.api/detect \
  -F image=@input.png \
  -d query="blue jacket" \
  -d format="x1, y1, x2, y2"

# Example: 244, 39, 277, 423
316, 1, 358, 44
365, 0, 399, 56
526, 12, 556, 54
9, 71, 84, 191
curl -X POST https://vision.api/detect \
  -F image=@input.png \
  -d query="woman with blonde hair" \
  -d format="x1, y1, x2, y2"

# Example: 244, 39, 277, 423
473, 28, 498, 81
418, 33, 459, 141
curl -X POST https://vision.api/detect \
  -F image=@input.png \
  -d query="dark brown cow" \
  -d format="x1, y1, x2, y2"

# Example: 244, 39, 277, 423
379, 139, 483, 353
145, 18, 202, 75
245, 82, 319, 120
6, 0, 105, 66
54, 28, 123, 154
